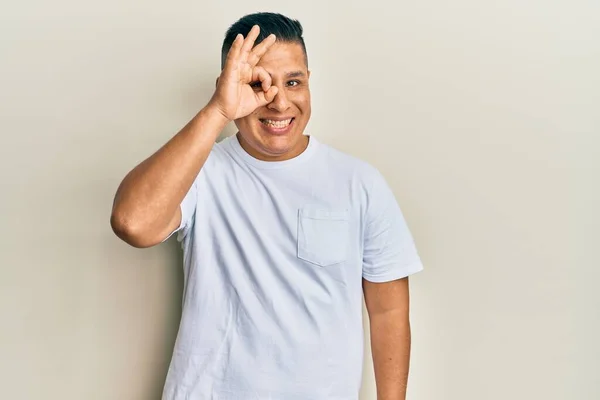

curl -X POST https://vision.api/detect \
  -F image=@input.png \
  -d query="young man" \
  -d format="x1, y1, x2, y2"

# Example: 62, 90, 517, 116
111, 12, 423, 400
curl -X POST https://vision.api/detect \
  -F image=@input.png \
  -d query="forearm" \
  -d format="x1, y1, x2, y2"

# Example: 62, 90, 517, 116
111, 105, 228, 246
369, 309, 412, 400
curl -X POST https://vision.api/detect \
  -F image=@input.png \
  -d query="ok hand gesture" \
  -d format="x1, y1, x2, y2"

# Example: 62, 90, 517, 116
209, 25, 278, 121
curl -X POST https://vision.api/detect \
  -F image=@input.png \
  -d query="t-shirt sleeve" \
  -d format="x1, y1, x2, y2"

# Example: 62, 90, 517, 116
362, 169, 423, 282
162, 178, 198, 243
176, 178, 198, 241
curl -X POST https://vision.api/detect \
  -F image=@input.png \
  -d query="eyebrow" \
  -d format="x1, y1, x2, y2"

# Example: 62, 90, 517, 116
286, 71, 306, 78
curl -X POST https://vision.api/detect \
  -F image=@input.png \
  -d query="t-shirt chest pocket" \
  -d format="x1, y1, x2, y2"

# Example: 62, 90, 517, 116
297, 206, 350, 267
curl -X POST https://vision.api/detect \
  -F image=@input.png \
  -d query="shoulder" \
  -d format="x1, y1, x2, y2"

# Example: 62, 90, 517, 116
201, 135, 238, 170
183, 136, 238, 192
315, 139, 385, 189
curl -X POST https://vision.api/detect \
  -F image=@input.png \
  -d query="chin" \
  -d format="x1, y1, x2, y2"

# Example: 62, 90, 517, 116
258, 135, 296, 154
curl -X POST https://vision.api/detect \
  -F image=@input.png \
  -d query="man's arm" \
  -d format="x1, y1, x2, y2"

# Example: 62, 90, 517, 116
110, 26, 277, 248
110, 107, 228, 248
363, 277, 412, 400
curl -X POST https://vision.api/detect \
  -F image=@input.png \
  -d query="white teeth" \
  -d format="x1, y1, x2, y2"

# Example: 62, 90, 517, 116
261, 119, 292, 128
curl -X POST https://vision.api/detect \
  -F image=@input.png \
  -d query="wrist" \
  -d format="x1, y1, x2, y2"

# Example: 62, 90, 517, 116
202, 102, 231, 125
195, 104, 230, 136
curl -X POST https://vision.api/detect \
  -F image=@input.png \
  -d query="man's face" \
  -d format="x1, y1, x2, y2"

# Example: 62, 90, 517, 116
234, 41, 311, 161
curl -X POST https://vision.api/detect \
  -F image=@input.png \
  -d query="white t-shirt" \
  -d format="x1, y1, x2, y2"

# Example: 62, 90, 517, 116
162, 134, 423, 400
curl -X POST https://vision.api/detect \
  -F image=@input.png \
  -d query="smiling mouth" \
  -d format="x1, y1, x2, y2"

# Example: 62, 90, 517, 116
259, 118, 294, 129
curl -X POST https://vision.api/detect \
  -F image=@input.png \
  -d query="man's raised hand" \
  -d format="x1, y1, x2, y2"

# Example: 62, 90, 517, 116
208, 25, 278, 121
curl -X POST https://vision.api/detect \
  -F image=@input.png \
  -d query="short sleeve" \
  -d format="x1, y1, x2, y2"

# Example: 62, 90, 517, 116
176, 178, 198, 241
162, 178, 198, 243
362, 169, 423, 282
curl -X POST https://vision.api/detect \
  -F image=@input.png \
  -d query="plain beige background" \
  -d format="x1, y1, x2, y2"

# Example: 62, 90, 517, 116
1, 0, 598, 399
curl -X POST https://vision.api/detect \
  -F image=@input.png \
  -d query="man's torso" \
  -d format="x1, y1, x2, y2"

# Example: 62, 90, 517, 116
163, 135, 378, 400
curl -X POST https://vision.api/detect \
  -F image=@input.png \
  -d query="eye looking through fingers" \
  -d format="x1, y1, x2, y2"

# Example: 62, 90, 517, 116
251, 67, 272, 92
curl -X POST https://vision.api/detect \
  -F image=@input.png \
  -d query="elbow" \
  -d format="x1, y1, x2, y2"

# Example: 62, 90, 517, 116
110, 211, 158, 248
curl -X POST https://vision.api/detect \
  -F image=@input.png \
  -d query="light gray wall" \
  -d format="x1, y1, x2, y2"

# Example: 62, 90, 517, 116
1, 1, 598, 399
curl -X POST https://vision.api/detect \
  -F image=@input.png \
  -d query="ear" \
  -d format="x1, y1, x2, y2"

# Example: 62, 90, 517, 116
307, 70, 311, 79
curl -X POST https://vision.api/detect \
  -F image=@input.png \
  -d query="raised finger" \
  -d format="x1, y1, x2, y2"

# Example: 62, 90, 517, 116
247, 34, 276, 66
240, 25, 261, 58
223, 33, 243, 71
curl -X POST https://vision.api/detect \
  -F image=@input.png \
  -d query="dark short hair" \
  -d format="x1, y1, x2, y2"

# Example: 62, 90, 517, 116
221, 12, 307, 69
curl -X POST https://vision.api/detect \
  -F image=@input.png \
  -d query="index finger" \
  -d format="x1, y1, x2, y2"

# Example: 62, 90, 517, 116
247, 34, 277, 66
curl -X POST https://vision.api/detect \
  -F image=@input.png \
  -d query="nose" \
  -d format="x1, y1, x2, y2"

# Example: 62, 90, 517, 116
267, 86, 291, 112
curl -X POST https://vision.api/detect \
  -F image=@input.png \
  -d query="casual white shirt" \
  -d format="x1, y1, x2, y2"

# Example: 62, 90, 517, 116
162, 134, 423, 400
